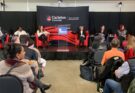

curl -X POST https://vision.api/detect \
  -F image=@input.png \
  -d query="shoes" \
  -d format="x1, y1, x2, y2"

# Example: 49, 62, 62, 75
81, 63, 89, 66
44, 84, 52, 90
40, 84, 51, 93
99, 88, 103, 93
43, 84, 51, 90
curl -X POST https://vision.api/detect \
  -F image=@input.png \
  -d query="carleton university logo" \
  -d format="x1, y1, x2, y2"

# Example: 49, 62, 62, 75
47, 16, 66, 22
47, 16, 51, 22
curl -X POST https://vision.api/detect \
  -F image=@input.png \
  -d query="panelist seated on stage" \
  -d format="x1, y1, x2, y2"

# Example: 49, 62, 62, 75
117, 24, 127, 47
77, 26, 87, 47
40, 26, 88, 47
36, 26, 50, 47
12, 26, 28, 43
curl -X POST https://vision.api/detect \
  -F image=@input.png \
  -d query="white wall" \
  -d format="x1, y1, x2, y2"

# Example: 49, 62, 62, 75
1, 0, 135, 12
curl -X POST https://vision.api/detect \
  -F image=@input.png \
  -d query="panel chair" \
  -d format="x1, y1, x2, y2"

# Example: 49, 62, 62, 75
35, 33, 50, 48
0, 74, 23, 93
127, 58, 135, 75
75, 31, 89, 47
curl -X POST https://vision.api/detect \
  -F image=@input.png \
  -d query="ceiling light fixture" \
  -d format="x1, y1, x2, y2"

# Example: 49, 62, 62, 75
118, 2, 122, 8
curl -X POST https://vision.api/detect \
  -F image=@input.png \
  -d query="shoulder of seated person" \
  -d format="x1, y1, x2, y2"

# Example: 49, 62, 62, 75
28, 60, 37, 65
18, 61, 27, 66
21, 59, 31, 64
12, 61, 28, 67
0, 60, 5, 63
21, 59, 37, 65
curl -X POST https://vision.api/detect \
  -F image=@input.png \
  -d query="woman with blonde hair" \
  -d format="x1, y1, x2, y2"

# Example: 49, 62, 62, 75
125, 34, 135, 60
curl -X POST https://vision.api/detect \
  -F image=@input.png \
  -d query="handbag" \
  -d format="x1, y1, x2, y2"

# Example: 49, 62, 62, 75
80, 65, 93, 81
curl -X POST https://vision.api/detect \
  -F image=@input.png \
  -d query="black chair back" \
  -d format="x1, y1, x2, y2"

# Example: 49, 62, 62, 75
0, 74, 23, 93
94, 49, 106, 65
128, 58, 135, 76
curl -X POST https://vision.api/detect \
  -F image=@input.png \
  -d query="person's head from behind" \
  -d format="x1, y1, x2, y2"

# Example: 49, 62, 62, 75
6, 43, 25, 60
110, 38, 120, 48
28, 38, 35, 48
127, 34, 135, 49
20, 35, 30, 46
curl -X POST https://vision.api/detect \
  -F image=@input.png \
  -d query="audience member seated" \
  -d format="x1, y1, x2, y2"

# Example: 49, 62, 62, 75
106, 30, 117, 49
12, 26, 28, 43
92, 32, 107, 50
20, 35, 42, 74
125, 34, 135, 60
101, 38, 125, 65
128, 78, 135, 93
77, 26, 87, 47
0, 43, 35, 93
103, 61, 132, 93
91, 34, 101, 49
28, 39, 47, 78
36, 26, 50, 48
103, 53, 135, 93
89, 34, 94, 47
19, 36, 51, 93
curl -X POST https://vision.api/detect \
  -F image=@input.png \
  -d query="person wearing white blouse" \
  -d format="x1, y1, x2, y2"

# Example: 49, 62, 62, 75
13, 27, 28, 44
36, 26, 50, 47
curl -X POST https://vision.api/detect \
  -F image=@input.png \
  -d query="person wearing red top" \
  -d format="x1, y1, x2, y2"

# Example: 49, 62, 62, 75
125, 34, 135, 60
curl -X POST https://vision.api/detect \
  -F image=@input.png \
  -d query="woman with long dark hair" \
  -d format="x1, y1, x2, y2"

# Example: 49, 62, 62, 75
37, 26, 50, 47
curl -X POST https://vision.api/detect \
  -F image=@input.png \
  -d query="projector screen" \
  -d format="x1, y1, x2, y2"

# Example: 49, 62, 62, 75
58, 26, 68, 35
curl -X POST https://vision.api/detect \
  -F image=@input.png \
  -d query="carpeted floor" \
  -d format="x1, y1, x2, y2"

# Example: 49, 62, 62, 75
39, 60, 98, 93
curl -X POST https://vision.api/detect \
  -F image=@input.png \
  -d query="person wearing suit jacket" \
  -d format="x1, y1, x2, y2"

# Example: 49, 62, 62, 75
77, 26, 86, 47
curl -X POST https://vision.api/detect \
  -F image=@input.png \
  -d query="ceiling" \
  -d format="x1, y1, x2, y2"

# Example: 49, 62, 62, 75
3, 0, 135, 2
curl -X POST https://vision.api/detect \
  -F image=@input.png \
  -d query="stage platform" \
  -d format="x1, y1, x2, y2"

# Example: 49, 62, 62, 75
39, 46, 89, 60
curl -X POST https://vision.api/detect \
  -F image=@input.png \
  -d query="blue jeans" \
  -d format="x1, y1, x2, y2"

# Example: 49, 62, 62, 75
104, 79, 123, 93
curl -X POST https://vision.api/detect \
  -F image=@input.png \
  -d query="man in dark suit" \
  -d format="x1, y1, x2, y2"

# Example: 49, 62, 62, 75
77, 26, 86, 47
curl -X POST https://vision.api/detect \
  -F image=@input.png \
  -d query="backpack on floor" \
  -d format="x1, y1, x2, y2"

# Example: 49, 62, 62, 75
80, 65, 93, 81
